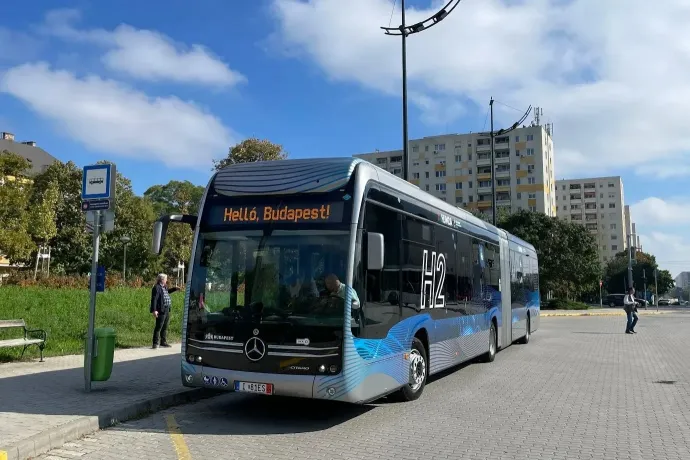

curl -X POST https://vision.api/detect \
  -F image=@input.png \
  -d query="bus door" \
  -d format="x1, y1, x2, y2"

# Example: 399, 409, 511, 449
499, 237, 512, 348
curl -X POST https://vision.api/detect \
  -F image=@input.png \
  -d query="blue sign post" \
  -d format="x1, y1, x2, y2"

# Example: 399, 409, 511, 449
82, 163, 116, 392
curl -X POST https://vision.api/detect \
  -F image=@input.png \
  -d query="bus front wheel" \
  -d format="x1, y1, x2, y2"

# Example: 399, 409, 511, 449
396, 337, 427, 402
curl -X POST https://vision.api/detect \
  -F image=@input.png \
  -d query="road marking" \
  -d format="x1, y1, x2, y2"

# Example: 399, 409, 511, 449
165, 414, 192, 460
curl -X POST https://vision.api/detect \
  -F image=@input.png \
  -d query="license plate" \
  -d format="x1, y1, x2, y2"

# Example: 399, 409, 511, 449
234, 381, 274, 395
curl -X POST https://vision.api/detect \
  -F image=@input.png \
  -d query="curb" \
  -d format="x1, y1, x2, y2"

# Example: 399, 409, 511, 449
0, 387, 219, 460
541, 310, 677, 317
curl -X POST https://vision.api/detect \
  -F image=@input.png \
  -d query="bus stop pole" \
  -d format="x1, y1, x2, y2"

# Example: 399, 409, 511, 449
85, 210, 101, 392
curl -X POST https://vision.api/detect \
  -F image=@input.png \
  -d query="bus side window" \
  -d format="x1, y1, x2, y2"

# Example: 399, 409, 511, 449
361, 201, 402, 339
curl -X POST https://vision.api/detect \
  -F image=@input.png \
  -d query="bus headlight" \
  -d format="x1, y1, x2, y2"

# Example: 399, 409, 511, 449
319, 365, 326, 373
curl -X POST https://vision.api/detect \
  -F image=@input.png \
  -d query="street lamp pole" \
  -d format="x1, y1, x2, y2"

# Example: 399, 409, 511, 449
381, 0, 463, 182
120, 236, 131, 281
481, 100, 532, 226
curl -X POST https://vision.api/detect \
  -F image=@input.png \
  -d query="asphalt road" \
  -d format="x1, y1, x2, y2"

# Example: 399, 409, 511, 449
38, 312, 690, 460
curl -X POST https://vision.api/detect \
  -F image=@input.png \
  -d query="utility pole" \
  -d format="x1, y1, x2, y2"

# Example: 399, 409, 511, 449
654, 269, 658, 311
400, 0, 409, 181
627, 234, 634, 291
490, 97, 496, 226
643, 269, 647, 309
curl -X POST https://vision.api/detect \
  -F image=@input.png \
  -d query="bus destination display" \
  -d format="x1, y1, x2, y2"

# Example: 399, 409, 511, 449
207, 201, 345, 226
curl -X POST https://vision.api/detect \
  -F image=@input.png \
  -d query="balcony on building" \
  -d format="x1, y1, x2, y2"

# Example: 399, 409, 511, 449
476, 153, 491, 167
569, 184, 582, 190
477, 199, 492, 209
476, 138, 491, 152
571, 214, 583, 221
586, 223, 598, 232
495, 168, 511, 179
495, 150, 511, 164
389, 155, 402, 167
570, 193, 582, 201
584, 192, 596, 201
585, 213, 598, 222
584, 183, 596, 190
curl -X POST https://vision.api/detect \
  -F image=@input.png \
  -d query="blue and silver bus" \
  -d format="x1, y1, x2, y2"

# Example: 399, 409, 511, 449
152, 157, 540, 404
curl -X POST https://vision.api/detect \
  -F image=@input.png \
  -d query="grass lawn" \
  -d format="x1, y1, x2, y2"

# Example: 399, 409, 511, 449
0, 286, 185, 362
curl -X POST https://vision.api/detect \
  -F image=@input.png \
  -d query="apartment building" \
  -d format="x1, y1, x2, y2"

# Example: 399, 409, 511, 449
555, 176, 630, 264
675, 272, 690, 290
355, 124, 557, 217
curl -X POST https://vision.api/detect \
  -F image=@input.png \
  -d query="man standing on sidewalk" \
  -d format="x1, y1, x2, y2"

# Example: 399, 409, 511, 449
151, 273, 180, 348
624, 287, 639, 334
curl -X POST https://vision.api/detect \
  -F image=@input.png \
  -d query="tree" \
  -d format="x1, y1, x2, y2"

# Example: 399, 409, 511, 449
603, 250, 674, 297
29, 180, 59, 278
468, 207, 511, 226
144, 180, 205, 272
30, 161, 91, 274
499, 210, 600, 299
0, 150, 35, 263
212, 137, 287, 171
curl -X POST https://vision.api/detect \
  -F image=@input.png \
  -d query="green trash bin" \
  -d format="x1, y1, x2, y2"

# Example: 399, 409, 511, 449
87, 327, 116, 381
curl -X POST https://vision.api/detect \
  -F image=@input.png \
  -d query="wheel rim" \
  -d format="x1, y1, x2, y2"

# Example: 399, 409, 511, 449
409, 349, 426, 391
489, 326, 496, 356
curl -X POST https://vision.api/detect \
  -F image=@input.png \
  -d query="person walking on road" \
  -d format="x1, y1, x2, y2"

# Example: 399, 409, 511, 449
624, 287, 639, 334
151, 273, 180, 348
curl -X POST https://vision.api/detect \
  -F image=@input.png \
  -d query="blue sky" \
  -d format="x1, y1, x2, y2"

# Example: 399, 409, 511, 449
1, 0, 689, 275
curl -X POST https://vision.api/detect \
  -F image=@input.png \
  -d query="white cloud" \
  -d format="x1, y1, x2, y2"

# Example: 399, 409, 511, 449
631, 197, 690, 226
0, 62, 234, 168
40, 9, 246, 88
270, 0, 690, 178
639, 232, 690, 279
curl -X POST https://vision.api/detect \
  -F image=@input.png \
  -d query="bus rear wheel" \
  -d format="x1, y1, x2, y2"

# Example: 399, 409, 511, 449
482, 321, 497, 363
396, 337, 427, 402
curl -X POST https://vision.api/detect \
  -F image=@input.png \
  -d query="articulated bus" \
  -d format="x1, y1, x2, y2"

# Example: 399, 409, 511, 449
152, 157, 540, 404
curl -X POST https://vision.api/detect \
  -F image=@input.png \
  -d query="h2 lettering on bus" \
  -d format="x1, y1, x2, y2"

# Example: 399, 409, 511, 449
420, 249, 446, 309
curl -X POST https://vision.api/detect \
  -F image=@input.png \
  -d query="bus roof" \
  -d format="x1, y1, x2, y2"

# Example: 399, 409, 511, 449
211, 157, 536, 254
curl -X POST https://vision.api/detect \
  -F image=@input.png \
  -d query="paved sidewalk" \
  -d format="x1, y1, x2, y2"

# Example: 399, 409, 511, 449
0, 344, 215, 460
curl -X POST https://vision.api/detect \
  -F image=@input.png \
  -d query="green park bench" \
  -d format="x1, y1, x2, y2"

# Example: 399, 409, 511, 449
0, 319, 47, 361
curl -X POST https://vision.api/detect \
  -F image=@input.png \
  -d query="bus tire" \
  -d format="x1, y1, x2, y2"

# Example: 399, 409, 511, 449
482, 320, 497, 363
518, 314, 531, 344
397, 337, 427, 402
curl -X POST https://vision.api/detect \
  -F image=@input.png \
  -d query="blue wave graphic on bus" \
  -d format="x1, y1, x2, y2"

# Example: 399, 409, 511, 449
512, 291, 541, 323
314, 285, 502, 400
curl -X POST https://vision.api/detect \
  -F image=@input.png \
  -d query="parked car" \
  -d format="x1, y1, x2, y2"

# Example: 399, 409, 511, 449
605, 294, 647, 308
658, 299, 670, 306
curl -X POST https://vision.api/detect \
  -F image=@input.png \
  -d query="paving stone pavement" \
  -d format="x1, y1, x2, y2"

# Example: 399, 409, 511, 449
34, 313, 690, 460
0, 343, 192, 457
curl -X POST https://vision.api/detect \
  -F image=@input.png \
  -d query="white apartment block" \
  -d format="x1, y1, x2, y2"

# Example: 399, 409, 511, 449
555, 176, 630, 264
355, 124, 557, 217
675, 272, 690, 290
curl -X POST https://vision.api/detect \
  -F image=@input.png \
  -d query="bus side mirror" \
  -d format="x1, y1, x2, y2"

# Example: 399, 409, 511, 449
367, 232, 384, 270
151, 214, 198, 255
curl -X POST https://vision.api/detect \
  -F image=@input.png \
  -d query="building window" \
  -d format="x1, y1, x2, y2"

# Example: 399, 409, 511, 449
527, 148, 535, 156
527, 164, 535, 172
425, 160, 430, 165
425, 145, 429, 152
435, 143, 446, 151
600, 193, 604, 198
528, 193, 536, 199
412, 145, 419, 153
609, 203, 616, 208
425, 172, 430, 178
456, 182, 462, 190
527, 134, 534, 141
479, 180, 491, 188
425, 185, 430, 191
602, 245, 607, 250
610, 223, 616, 229
517, 192, 522, 199
529, 206, 537, 211
517, 179, 521, 185
455, 155, 462, 162
376, 158, 387, 165
612, 245, 618, 251
468, 168, 473, 175
600, 204, 604, 209
468, 153, 472, 160
608, 183, 615, 188
469, 196, 473, 202
528, 177, 536, 184
611, 235, 617, 240
469, 181, 473, 188
515, 150, 521, 156
515, 135, 520, 142
435, 170, 446, 178
563, 206, 567, 210
455, 196, 462, 203
391, 156, 402, 162
436, 183, 446, 191
413, 172, 420, 179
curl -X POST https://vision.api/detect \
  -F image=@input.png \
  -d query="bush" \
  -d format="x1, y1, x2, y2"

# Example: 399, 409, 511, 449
5, 271, 154, 289
543, 299, 591, 310
0, 285, 184, 362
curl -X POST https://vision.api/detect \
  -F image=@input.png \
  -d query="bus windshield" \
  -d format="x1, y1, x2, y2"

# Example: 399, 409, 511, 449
188, 229, 351, 328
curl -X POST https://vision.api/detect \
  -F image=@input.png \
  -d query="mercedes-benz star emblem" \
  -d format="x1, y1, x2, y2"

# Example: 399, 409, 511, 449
244, 336, 266, 362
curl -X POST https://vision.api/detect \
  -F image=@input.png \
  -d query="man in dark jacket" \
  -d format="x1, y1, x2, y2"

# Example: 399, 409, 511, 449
151, 273, 180, 348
